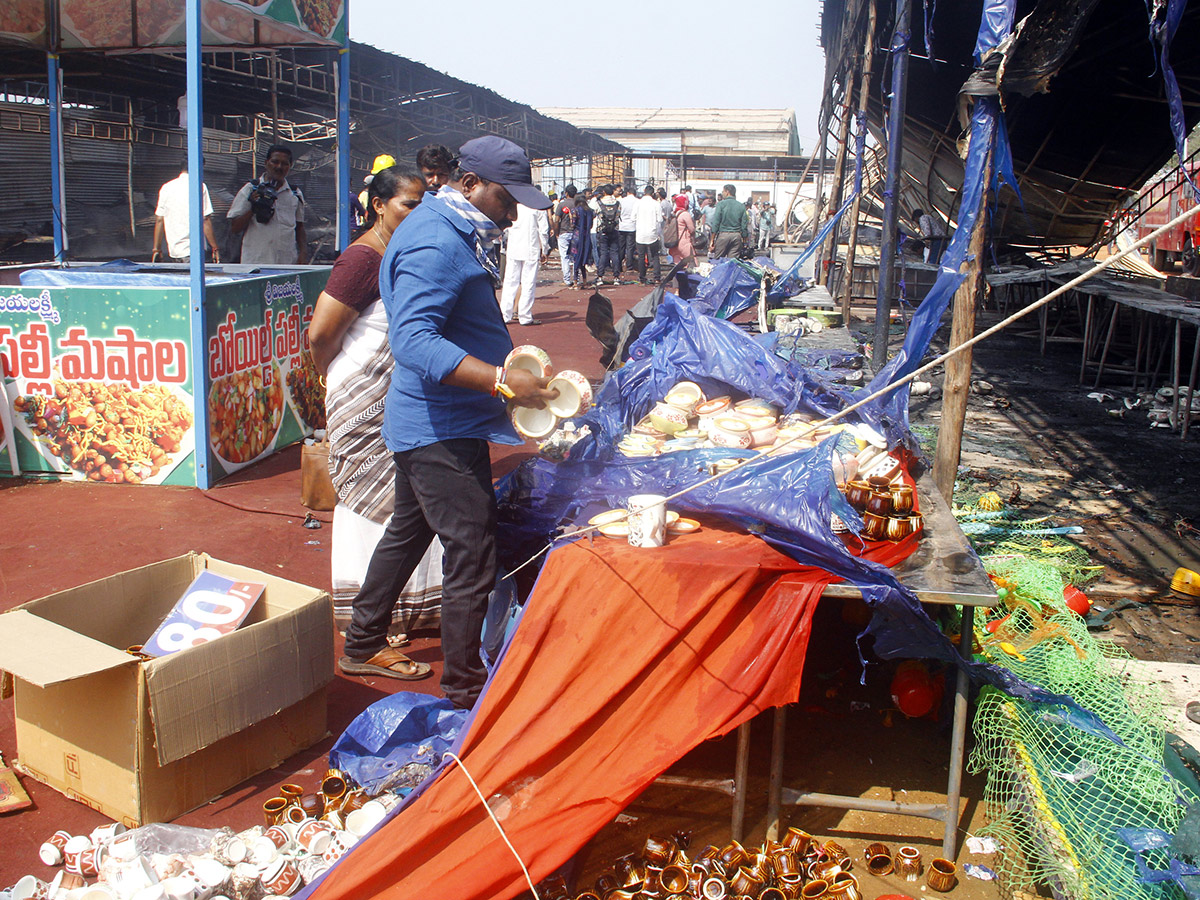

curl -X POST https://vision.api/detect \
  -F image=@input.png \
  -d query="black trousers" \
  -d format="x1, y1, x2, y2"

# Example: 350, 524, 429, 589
619, 231, 637, 273
343, 438, 496, 709
636, 239, 662, 283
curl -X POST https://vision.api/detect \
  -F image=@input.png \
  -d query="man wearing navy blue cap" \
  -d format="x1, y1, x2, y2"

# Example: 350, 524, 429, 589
339, 135, 558, 710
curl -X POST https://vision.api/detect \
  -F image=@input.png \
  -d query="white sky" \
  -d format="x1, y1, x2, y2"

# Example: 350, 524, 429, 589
349, 0, 827, 153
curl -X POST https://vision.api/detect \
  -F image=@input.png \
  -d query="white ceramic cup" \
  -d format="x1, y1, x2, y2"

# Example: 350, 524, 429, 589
627, 494, 668, 548
90, 823, 127, 846
11, 877, 49, 900
129, 886, 166, 900
344, 800, 387, 838
295, 818, 332, 856
39, 840, 65, 866
106, 856, 159, 897
77, 887, 117, 900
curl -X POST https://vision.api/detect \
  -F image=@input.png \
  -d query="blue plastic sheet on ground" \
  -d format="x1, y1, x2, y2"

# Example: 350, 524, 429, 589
328, 692, 466, 796
702, 259, 761, 319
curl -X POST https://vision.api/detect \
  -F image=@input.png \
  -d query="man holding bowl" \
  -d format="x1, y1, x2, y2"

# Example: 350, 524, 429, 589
339, 136, 557, 711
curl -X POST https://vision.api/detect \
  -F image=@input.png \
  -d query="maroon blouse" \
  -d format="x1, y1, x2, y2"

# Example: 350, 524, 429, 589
323, 243, 383, 312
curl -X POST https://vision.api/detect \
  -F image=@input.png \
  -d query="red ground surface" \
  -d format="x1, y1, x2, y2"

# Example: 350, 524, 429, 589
0, 265, 657, 881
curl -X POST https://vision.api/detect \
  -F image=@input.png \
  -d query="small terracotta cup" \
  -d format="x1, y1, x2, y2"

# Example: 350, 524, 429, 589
886, 515, 914, 542
890, 483, 915, 515
780, 827, 813, 856
894, 845, 922, 881
926, 858, 957, 892
298, 792, 325, 819
866, 853, 893, 876
278, 783, 303, 800
643, 833, 677, 866
844, 480, 872, 511
861, 510, 889, 541
800, 879, 829, 899
262, 796, 289, 825
340, 789, 369, 814
320, 770, 348, 803
660, 864, 689, 894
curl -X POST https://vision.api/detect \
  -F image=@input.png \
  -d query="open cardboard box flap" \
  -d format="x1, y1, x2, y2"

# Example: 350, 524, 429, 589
0, 610, 137, 686
144, 579, 332, 766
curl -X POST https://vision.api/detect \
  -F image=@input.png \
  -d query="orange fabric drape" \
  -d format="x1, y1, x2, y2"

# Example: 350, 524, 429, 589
312, 522, 833, 900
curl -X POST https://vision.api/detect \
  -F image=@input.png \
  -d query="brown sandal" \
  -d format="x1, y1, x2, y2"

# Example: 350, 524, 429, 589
338, 647, 432, 680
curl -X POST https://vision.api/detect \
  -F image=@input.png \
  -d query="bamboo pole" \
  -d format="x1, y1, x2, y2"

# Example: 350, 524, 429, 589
840, 0, 877, 322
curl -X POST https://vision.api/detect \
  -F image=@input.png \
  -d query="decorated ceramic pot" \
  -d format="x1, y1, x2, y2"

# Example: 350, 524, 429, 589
709, 416, 752, 449
647, 402, 689, 435
749, 422, 779, 448
505, 344, 553, 377
511, 404, 558, 440
546, 370, 592, 418
695, 396, 732, 418
664, 381, 705, 414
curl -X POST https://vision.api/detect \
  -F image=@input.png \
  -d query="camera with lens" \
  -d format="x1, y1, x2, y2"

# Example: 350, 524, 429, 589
249, 178, 279, 224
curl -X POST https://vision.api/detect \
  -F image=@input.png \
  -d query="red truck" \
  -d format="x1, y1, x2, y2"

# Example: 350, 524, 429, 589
1135, 164, 1200, 274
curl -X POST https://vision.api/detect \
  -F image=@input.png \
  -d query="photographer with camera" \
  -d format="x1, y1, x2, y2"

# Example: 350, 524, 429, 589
228, 144, 308, 265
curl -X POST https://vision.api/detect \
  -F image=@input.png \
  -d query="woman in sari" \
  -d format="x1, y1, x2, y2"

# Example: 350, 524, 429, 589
569, 193, 595, 289
309, 165, 442, 664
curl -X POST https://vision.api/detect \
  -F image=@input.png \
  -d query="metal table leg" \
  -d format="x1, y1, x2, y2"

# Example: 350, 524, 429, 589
767, 707, 787, 842
942, 606, 974, 858
1184, 327, 1200, 441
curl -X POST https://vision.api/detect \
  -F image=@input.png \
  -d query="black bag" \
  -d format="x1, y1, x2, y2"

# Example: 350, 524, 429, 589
598, 200, 620, 234
662, 211, 680, 249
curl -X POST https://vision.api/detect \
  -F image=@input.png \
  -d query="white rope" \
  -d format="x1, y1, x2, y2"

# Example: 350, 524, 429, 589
442, 751, 540, 900
504, 204, 1200, 580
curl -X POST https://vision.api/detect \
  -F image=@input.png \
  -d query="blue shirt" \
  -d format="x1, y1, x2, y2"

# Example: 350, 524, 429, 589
379, 196, 519, 452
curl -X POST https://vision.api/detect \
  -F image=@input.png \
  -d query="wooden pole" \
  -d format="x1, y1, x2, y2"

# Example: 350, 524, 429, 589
840, 0, 877, 322
933, 142, 994, 501
817, 66, 858, 286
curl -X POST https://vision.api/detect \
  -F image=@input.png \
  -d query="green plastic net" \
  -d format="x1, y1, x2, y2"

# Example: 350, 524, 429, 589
932, 456, 1200, 899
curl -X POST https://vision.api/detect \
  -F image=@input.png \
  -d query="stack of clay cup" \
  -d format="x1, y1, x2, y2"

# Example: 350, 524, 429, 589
505, 345, 593, 443
533, 831, 958, 900
14, 774, 401, 900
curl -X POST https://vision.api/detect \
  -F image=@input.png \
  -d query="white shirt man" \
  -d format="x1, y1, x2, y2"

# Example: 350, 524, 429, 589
152, 171, 218, 262
618, 188, 639, 274
634, 190, 665, 283
499, 204, 550, 326
227, 146, 308, 265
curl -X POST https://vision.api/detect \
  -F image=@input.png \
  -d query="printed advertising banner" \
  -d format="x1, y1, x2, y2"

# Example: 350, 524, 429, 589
0, 269, 326, 486
204, 269, 326, 479
1, 284, 198, 485
0, 0, 345, 51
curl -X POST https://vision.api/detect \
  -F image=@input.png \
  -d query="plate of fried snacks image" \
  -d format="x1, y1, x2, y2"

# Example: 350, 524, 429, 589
13, 379, 195, 484
208, 363, 285, 471
286, 351, 326, 430
292, 0, 342, 37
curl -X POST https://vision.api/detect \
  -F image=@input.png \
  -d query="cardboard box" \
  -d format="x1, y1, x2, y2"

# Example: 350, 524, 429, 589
0, 553, 334, 825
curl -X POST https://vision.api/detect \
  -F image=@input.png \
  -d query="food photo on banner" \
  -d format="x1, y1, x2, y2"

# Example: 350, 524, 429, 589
204, 270, 327, 478
2, 0, 348, 51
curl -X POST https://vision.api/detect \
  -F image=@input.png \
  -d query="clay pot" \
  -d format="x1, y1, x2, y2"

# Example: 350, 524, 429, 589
822, 841, 851, 868
889, 483, 915, 515
926, 858, 957, 892
864, 490, 893, 517
865, 853, 893, 876
800, 879, 829, 899
886, 515, 914, 542
861, 511, 889, 541
780, 827, 813, 856
643, 834, 677, 867
894, 846, 922, 881
843, 481, 871, 511
717, 841, 750, 872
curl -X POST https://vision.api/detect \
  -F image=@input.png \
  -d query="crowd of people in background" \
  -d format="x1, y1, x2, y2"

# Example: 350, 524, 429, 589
541, 181, 780, 290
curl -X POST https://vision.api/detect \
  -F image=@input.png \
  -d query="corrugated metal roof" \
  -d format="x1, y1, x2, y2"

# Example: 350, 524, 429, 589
538, 107, 797, 134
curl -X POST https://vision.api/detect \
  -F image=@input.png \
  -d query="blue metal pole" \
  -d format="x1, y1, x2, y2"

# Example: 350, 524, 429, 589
46, 52, 65, 263
186, 0, 210, 489
336, 40, 351, 250
874, 0, 912, 371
